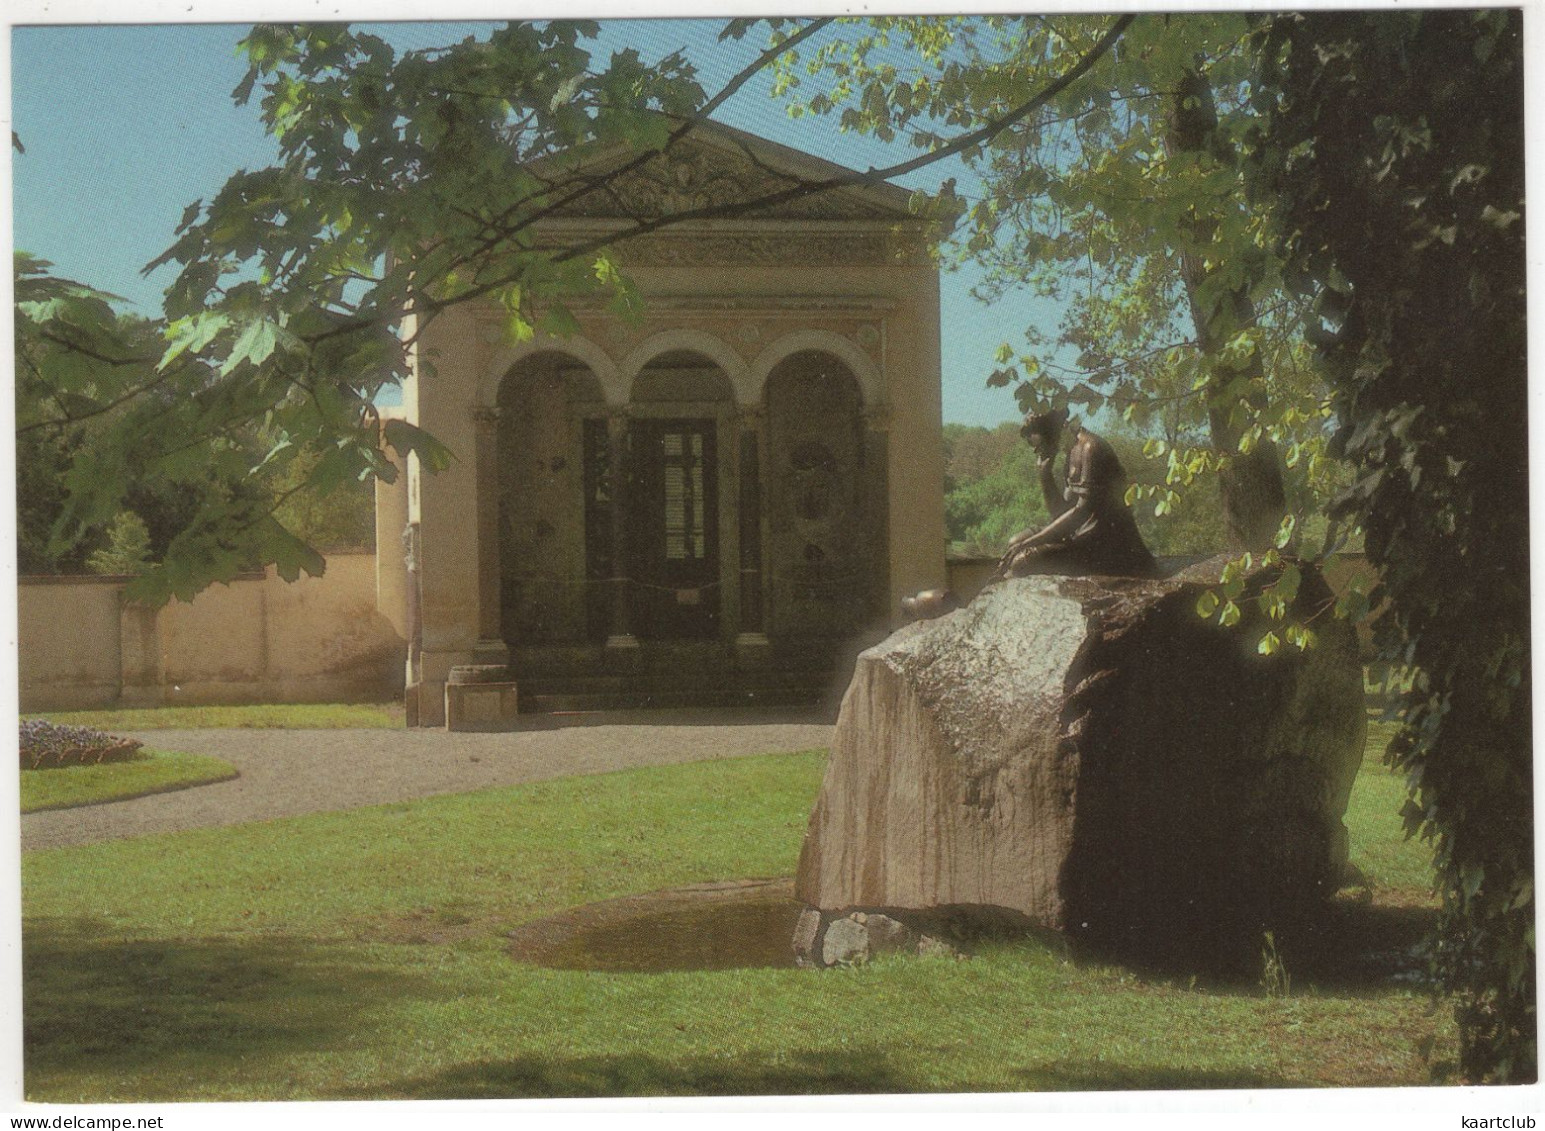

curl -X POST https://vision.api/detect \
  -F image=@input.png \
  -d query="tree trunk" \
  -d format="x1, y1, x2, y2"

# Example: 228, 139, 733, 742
1169, 70, 1288, 552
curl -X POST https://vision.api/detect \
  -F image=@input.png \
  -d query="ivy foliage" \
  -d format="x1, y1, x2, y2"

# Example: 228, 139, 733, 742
1250, 10, 1531, 1082
776, 10, 1531, 1080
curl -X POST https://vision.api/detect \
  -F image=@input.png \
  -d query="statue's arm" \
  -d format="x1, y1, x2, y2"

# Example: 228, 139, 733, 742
1018, 494, 1092, 551
1015, 439, 1096, 552
1039, 453, 1069, 520
1003, 451, 1069, 554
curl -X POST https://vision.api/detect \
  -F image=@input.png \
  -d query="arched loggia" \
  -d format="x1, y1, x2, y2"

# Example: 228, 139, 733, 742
762, 350, 885, 643
496, 351, 608, 646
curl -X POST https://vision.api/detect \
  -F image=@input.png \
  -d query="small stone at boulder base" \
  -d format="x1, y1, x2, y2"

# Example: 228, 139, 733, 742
792, 907, 823, 967
863, 913, 911, 950
795, 556, 1365, 968
821, 916, 870, 966
794, 907, 962, 967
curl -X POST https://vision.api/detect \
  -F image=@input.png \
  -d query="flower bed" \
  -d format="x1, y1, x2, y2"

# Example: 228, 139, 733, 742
20, 719, 143, 770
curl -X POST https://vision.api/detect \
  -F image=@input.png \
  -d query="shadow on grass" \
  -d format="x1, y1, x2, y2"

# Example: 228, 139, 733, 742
24, 917, 436, 1083
1275, 898, 1440, 992
1022, 1063, 1279, 1092
1066, 896, 1440, 995
339, 1049, 1278, 1099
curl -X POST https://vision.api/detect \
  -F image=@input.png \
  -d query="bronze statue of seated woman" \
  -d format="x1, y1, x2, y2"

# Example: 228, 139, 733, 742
994, 408, 1160, 581
902, 408, 1161, 622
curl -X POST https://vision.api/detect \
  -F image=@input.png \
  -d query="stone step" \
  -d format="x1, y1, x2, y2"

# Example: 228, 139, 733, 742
522, 684, 830, 714
517, 667, 835, 696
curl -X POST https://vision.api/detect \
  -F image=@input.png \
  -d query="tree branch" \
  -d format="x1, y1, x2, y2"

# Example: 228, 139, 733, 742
424, 14, 1136, 319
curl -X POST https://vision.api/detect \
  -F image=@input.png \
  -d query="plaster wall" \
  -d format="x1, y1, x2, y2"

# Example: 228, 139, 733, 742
18, 555, 403, 711
17, 580, 124, 707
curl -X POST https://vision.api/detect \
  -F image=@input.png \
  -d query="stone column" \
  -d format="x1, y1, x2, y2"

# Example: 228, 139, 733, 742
471, 406, 508, 665
604, 409, 638, 649
736, 405, 768, 645
863, 403, 894, 623
403, 520, 423, 723
373, 432, 411, 641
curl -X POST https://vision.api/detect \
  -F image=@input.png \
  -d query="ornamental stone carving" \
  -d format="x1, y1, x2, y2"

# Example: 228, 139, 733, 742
551, 137, 900, 224
613, 233, 894, 268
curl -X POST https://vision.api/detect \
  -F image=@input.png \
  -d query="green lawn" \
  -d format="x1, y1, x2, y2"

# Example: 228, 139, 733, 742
31, 702, 403, 730
21, 731, 1450, 1101
20, 749, 239, 813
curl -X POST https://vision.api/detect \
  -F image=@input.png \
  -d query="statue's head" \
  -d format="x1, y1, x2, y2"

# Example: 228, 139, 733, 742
1021, 407, 1069, 453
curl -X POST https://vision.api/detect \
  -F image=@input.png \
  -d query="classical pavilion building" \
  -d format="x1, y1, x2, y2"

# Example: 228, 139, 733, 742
374, 123, 947, 724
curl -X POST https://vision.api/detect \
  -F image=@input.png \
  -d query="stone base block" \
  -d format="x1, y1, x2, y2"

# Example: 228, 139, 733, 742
445, 665, 519, 732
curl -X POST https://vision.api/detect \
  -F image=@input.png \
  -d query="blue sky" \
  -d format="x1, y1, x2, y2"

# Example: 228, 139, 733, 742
11, 18, 1064, 427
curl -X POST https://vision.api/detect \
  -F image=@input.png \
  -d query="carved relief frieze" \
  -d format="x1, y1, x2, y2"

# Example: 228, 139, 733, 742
611, 232, 894, 268
550, 137, 902, 224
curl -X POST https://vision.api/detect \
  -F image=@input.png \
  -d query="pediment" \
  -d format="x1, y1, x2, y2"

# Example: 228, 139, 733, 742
544, 124, 914, 224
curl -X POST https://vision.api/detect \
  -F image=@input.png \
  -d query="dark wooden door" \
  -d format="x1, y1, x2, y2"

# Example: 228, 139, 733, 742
629, 419, 720, 639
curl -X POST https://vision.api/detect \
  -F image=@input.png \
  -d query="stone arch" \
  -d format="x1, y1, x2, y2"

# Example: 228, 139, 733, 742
495, 351, 611, 647
750, 330, 883, 410
480, 334, 624, 409
622, 329, 749, 405
762, 350, 882, 640
631, 348, 736, 405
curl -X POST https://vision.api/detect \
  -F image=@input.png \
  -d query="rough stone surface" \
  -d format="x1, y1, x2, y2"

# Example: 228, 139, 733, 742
794, 906, 962, 968
820, 916, 871, 966
792, 907, 823, 965
795, 557, 1366, 962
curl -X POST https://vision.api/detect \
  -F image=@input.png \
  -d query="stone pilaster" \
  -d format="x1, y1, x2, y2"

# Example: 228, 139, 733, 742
471, 406, 509, 664
604, 409, 638, 649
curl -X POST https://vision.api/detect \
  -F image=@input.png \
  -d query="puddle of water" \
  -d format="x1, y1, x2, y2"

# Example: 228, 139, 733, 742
510, 893, 804, 973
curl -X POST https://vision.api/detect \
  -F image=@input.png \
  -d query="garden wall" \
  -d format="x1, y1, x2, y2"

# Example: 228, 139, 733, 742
18, 554, 406, 712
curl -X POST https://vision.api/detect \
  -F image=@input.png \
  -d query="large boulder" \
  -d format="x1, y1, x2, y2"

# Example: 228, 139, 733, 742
794, 557, 1366, 967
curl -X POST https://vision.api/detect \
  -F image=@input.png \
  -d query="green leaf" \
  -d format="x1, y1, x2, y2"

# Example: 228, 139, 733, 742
232, 67, 258, 106
220, 317, 283, 376
1277, 562, 1302, 605
503, 312, 535, 344
1257, 631, 1280, 656
159, 312, 230, 370
540, 303, 581, 338
1219, 601, 1241, 628
549, 73, 584, 112
383, 419, 456, 473
719, 18, 758, 41
1196, 590, 1219, 618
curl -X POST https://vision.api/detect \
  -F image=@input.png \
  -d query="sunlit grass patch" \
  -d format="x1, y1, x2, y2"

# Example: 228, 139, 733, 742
22, 727, 1449, 1100
21, 749, 238, 813
30, 702, 403, 731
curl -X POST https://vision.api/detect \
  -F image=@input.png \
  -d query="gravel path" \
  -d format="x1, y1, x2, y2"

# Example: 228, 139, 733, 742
21, 709, 833, 852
